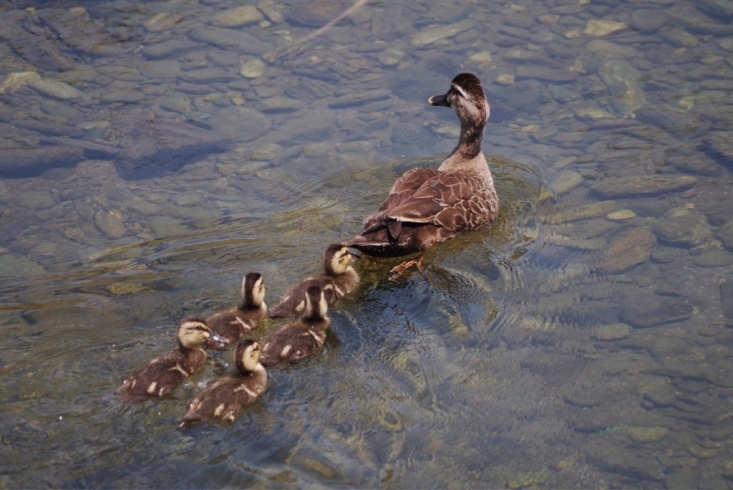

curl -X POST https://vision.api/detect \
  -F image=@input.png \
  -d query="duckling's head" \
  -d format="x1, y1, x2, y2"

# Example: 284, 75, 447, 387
323, 244, 356, 275
303, 285, 328, 321
428, 73, 489, 128
177, 317, 223, 349
242, 272, 266, 308
235, 339, 262, 373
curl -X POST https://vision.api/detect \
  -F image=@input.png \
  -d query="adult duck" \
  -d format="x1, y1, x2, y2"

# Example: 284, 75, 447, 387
344, 73, 499, 279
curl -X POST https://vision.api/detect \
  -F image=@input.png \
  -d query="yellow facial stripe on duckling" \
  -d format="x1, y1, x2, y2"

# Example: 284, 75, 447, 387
178, 320, 211, 348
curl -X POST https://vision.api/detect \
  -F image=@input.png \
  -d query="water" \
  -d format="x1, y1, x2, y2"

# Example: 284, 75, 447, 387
2, 0, 733, 487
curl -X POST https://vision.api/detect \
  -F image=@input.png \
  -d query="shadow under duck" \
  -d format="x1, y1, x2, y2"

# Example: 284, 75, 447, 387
205, 272, 267, 346
269, 244, 358, 318
180, 339, 267, 426
344, 73, 499, 278
259, 285, 331, 367
115, 317, 225, 402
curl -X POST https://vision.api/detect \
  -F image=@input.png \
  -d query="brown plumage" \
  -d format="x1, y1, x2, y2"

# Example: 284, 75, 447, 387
259, 285, 331, 367
205, 272, 267, 346
269, 244, 359, 318
180, 339, 267, 426
344, 73, 499, 259
115, 317, 223, 403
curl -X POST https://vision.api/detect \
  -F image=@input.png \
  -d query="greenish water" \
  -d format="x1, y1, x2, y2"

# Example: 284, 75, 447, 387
2, 0, 733, 487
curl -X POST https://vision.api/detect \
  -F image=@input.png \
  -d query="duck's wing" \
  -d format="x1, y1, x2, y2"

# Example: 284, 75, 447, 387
117, 350, 199, 401
363, 168, 439, 228
268, 280, 311, 318
270, 276, 340, 318
383, 172, 493, 233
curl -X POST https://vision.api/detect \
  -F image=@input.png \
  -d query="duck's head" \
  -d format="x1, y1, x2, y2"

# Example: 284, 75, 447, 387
428, 73, 489, 128
242, 272, 266, 308
235, 339, 262, 373
324, 244, 357, 275
177, 317, 225, 349
303, 284, 328, 321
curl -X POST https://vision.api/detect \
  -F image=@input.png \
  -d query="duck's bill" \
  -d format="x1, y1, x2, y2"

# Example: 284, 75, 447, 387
207, 333, 228, 348
428, 94, 450, 107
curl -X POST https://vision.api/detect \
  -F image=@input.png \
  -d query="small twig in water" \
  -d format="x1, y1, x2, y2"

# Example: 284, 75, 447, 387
264, 0, 370, 63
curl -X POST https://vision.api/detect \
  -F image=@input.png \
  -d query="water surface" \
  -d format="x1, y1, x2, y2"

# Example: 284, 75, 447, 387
2, 0, 733, 487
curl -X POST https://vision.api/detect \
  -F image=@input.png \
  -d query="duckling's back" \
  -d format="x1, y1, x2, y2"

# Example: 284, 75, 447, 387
207, 306, 265, 343
258, 318, 330, 367
116, 348, 206, 402
181, 370, 266, 424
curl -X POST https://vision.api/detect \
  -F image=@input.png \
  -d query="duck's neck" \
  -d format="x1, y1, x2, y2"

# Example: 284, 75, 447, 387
239, 300, 266, 313
246, 364, 267, 386
438, 119, 486, 172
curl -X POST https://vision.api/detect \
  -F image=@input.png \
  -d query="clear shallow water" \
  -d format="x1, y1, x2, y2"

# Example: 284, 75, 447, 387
2, 0, 733, 487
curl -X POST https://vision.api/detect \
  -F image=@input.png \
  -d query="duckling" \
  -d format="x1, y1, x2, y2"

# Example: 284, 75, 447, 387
205, 272, 267, 346
269, 244, 358, 318
180, 339, 267, 426
116, 317, 225, 402
259, 285, 330, 367
344, 73, 499, 279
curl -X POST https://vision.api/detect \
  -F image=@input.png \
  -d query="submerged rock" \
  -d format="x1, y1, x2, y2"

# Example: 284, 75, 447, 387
584, 20, 626, 37
258, 0, 284, 23
592, 323, 631, 341
621, 290, 693, 328
0, 255, 45, 278
596, 226, 656, 274
628, 426, 669, 443
599, 60, 645, 116
94, 210, 126, 239
240, 58, 266, 78
287, 0, 349, 27
542, 200, 618, 224
144, 12, 183, 32
212, 6, 263, 27
587, 39, 637, 59
692, 249, 733, 267
720, 218, 733, 249
188, 26, 272, 55
721, 280, 733, 324
630, 9, 667, 33
650, 207, 711, 247
591, 175, 697, 199
0, 147, 84, 174
27, 77, 83, 100
658, 29, 700, 48
411, 20, 474, 47
0, 71, 40, 94
702, 132, 733, 171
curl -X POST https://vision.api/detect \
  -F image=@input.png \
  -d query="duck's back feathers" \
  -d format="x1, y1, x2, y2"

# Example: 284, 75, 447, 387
269, 264, 358, 319
181, 367, 266, 424
206, 306, 265, 344
347, 169, 498, 257
116, 348, 206, 402
258, 318, 330, 367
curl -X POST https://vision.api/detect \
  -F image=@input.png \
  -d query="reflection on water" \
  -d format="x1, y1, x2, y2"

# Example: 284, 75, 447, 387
2, 0, 733, 487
